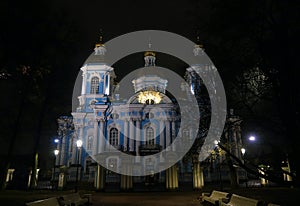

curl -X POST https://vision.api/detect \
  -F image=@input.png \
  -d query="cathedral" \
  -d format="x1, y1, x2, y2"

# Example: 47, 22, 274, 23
53, 36, 244, 191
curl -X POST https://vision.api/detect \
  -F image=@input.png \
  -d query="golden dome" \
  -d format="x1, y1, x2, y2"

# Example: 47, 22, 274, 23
144, 51, 156, 57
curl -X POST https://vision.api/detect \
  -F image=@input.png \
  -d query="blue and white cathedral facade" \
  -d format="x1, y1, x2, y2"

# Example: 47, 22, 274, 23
53, 37, 244, 191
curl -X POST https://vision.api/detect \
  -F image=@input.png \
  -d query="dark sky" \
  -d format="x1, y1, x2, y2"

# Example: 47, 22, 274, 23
1, 0, 299, 170
0, 0, 209, 167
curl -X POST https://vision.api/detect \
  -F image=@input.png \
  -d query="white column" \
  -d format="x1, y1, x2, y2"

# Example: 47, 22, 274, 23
103, 73, 106, 94
193, 163, 196, 188
193, 162, 204, 190
171, 120, 176, 151
166, 168, 170, 189
197, 163, 201, 188
173, 165, 178, 189
104, 73, 110, 95
136, 119, 140, 156
166, 165, 178, 190
120, 163, 133, 191
200, 166, 204, 188
171, 120, 175, 142
124, 120, 128, 151
98, 121, 104, 153
71, 136, 76, 164
79, 124, 84, 139
81, 70, 87, 95
107, 74, 110, 95
165, 120, 170, 149
129, 119, 134, 152
68, 137, 73, 154
95, 165, 105, 190
160, 120, 165, 148
93, 120, 98, 155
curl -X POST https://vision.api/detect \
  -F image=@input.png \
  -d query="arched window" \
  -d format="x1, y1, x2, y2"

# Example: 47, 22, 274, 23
146, 127, 155, 145
87, 136, 93, 150
109, 128, 119, 146
90, 76, 99, 94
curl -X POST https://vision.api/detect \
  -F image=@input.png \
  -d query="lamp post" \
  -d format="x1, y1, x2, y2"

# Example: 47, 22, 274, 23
213, 140, 223, 190
52, 149, 59, 190
241, 147, 247, 187
75, 139, 83, 192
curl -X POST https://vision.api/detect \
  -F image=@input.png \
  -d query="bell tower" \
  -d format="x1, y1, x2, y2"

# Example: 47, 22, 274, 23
76, 34, 115, 113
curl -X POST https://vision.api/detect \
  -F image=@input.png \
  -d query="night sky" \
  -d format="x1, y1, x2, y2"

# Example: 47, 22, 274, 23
1, 0, 299, 172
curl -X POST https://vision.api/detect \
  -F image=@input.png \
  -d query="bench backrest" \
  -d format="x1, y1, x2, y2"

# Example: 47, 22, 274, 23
61, 193, 83, 201
228, 194, 259, 206
26, 197, 60, 206
210, 190, 230, 198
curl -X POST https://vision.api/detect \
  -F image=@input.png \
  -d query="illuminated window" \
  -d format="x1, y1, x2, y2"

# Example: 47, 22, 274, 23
146, 127, 155, 145
138, 91, 161, 104
110, 128, 118, 146
90, 76, 99, 94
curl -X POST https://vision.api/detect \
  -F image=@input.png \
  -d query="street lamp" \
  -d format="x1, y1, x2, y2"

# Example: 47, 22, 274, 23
241, 147, 247, 187
52, 149, 59, 190
213, 140, 223, 190
54, 149, 59, 156
75, 139, 83, 192
241, 148, 246, 157
248, 135, 256, 141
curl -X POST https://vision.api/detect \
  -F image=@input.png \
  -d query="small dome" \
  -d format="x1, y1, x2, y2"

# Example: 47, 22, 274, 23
84, 49, 106, 65
84, 35, 107, 65
144, 51, 156, 57
144, 51, 156, 67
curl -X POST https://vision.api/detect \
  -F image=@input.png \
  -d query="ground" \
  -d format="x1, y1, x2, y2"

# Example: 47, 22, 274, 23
0, 186, 298, 206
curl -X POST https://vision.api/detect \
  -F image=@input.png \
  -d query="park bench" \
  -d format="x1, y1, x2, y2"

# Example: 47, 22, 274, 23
59, 192, 91, 206
219, 194, 262, 206
200, 190, 230, 205
25, 197, 61, 206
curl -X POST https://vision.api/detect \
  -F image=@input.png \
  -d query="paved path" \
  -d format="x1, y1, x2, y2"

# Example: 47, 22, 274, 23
87, 187, 300, 206
1, 187, 298, 206
90, 191, 202, 206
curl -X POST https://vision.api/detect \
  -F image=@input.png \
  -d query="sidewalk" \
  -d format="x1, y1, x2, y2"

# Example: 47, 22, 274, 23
88, 186, 299, 206
0, 186, 298, 206
90, 191, 201, 206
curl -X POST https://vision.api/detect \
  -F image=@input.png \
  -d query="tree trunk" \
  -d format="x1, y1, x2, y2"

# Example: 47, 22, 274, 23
30, 96, 47, 189
225, 152, 239, 189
